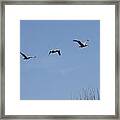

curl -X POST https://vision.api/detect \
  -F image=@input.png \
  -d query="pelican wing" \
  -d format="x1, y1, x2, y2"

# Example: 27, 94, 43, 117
20, 52, 27, 58
57, 50, 61, 55
73, 40, 84, 46
48, 50, 52, 55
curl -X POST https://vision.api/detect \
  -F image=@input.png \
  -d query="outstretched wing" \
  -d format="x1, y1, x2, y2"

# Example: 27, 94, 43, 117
48, 50, 52, 55
73, 39, 83, 46
20, 52, 27, 58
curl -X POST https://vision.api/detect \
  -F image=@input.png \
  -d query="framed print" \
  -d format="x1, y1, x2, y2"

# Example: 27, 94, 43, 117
0, 0, 119, 119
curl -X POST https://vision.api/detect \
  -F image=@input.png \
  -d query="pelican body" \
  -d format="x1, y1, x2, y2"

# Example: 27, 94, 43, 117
49, 49, 61, 56
20, 52, 36, 60
73, 39, 89, 48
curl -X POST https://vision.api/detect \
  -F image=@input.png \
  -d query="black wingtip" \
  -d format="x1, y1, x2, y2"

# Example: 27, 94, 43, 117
48, 51, 51, 55
58, 50, 61, 56
20, 52, 23, 55
59, 53, 61, 56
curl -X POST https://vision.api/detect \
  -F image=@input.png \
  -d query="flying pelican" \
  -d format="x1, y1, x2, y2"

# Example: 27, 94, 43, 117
20, 52, 36, 60
73, 39, 89, 48
49, 49, 61, 56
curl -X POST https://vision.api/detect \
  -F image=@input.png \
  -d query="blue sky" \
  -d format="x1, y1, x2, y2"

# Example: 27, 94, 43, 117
20, 20, 100, 100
